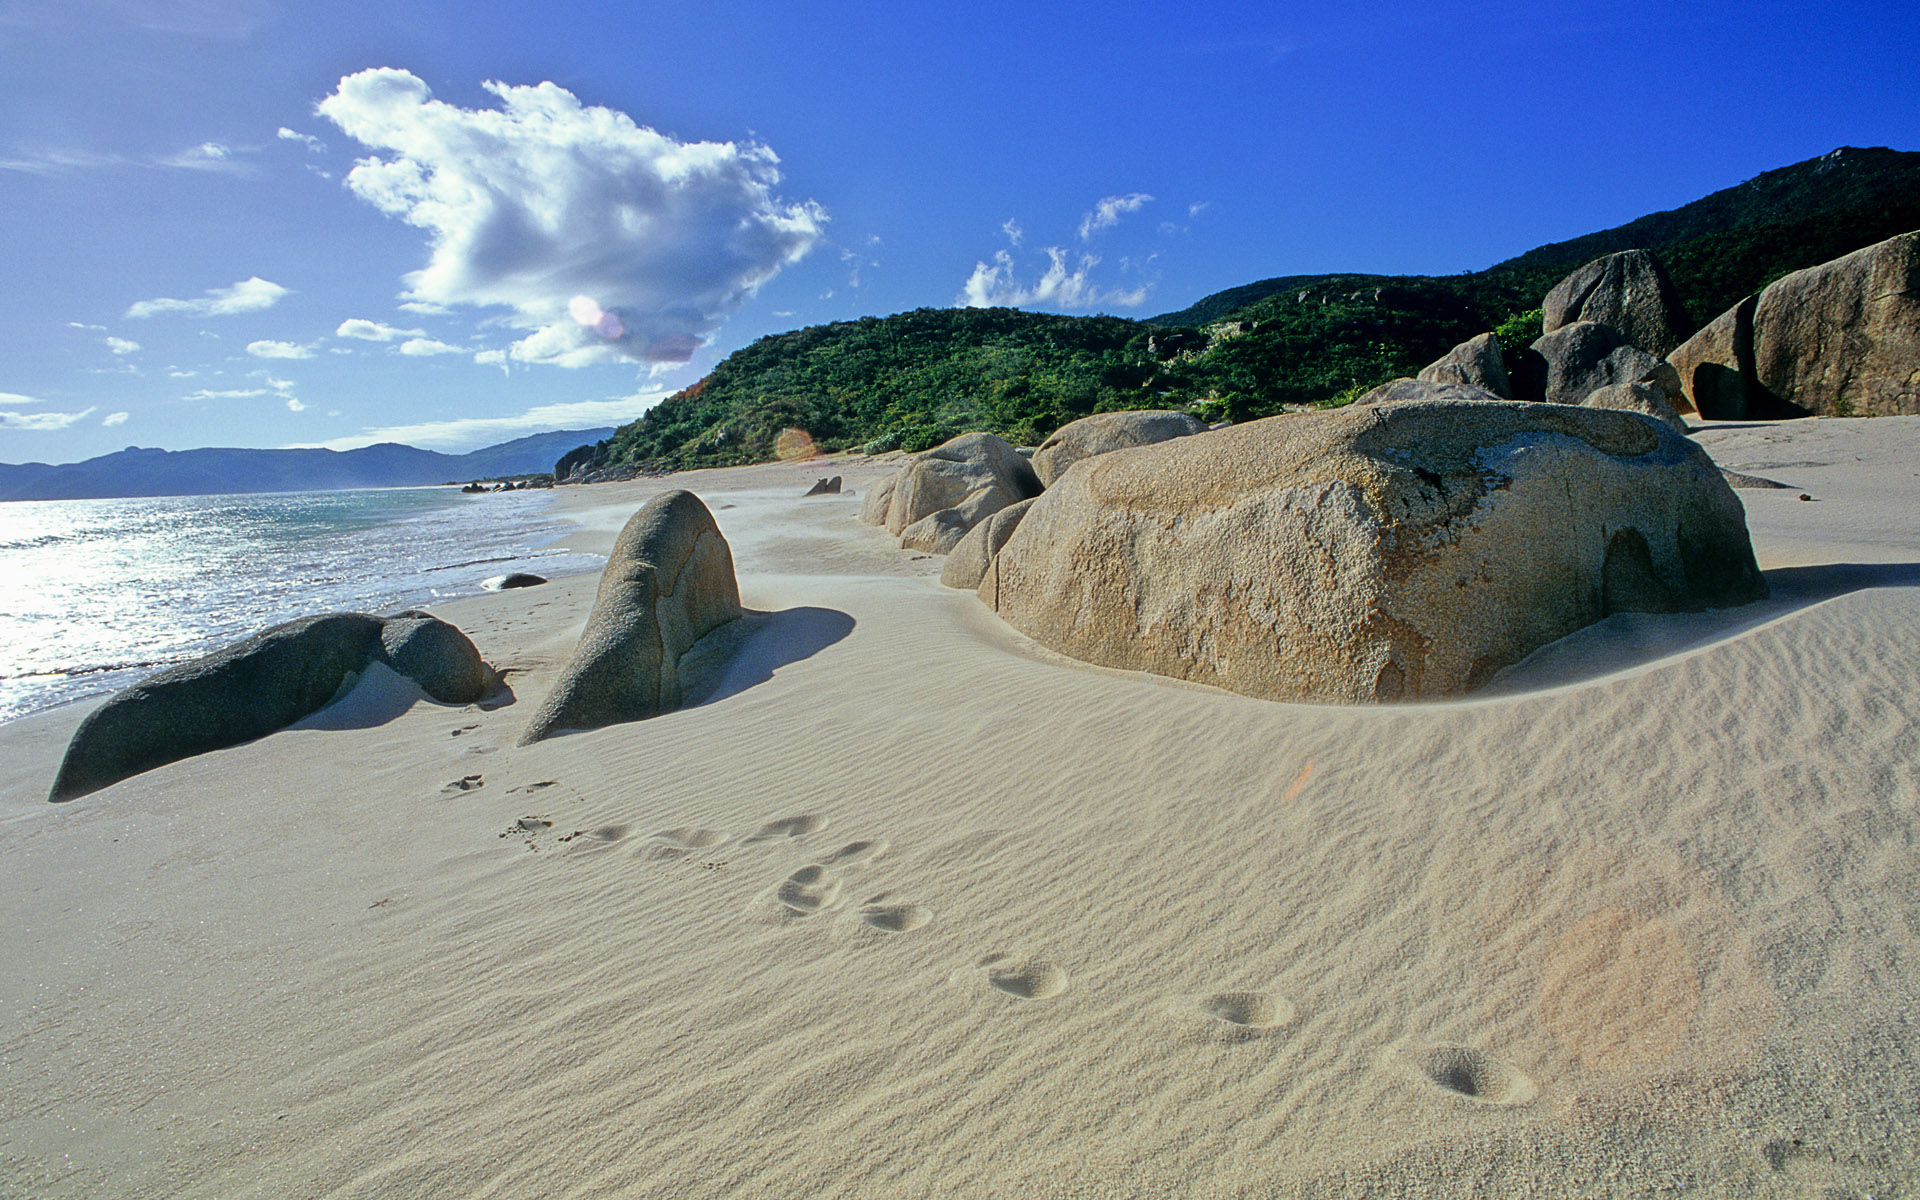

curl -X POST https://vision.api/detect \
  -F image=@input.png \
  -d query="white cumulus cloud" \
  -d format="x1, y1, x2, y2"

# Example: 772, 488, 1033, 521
397, 337, 463, 356
105, 336, 141, 355
316, 68, 826, 367
286, 398, 307, 412
958, 247, 1150, 310
1078, 192, 1153, 241
246, 340, 314, 359
127, 276, 289, 319
1, 401, 96, 430
335, 317, 424, 341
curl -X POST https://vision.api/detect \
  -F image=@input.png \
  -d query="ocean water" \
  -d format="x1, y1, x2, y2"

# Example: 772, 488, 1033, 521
0, 486, 603, 724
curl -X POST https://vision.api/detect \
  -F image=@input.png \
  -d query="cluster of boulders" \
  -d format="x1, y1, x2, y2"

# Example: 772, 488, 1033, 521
1354, 248, 1693, 435
858, 415, 1210, 559
462, 477, 554, 493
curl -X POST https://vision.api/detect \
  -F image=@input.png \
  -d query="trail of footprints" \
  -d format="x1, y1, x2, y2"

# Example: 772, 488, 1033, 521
487, 801, 1539, 1105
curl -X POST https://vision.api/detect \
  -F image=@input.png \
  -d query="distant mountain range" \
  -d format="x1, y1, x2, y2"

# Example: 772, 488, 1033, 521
0, 427, 615, 502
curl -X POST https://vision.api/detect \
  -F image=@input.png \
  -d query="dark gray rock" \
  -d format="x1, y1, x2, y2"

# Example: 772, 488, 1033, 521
49, 611, 489, 802
555, 441, 610, 482
802, 476, 843, 496
484, 572, 548, 590
519, 490, 742, 744
1542, 249, 1693, 358
1416, 332, 1511, 398
1517, 321, 1685, 408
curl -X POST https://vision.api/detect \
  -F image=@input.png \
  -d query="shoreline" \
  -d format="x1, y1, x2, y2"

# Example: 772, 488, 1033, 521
3, 419, 1917, 1197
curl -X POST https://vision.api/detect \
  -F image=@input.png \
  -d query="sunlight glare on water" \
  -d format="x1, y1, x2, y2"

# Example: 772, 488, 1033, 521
0, 487, 600, 724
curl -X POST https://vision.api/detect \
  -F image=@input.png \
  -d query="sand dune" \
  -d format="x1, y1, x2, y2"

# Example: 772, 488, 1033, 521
3, 417, 1917, 1197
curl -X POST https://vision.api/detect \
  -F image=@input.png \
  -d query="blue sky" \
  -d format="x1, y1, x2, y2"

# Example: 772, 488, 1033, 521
2, 0, 1916, 464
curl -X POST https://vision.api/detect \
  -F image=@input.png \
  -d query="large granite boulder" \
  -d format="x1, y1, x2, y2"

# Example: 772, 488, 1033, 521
979, 403, 1764, 705
1355, 378, 1508, 407
1030, 410, 1208, 488
1581, 380, 1690, 434
1667, 297, 1755, 419
1415, 332, 1511, 397
860, 433, 1042, 553
1668, 232, 1920, 419
49, 611, 489, 802
1517, 321, 1685, 408
1751, 230, 1920, 417
1543, 250, 1692, 358
941, 496, 1037, 591
520, 490, 741, 744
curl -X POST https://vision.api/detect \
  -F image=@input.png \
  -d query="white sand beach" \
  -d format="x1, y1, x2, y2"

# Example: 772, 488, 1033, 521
3, 416, 1917, 1198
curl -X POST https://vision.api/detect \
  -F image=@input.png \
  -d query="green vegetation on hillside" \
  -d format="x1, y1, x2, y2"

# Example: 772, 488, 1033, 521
600, 147, 1920, 472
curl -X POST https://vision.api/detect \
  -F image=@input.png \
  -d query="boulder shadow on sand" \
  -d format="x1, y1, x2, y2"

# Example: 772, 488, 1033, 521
678, 605, 856, 711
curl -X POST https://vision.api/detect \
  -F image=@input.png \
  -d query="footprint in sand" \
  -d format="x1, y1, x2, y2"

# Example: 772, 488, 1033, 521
1410, 1044, 1537, 1106
1198, 991, 1296, 1029
858, 898, 932, 933
449, 724, 480, 737
442, 774, 484, 793
508, 781, 558, 795
744, 814, 828, 843
560, 824, 632, 847
776, 865, 843, 914
648, 827, 729, 852
981, 954, 1068, 1000
822, 838, 890, 867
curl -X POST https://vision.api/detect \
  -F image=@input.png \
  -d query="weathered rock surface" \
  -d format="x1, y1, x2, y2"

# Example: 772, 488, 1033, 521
1355, 378, 1509, 407
860, 433, 1042, 553
941, 497, 1037, 590
520, 490, 742, 743
1543, 250, 1693, 358
1750, 229, 1920, 416
1030, 411, 1208, 488
1580, 380, 1690, 434
802, 475, 843, 496
980, 403, 1765, 705
555, 441, 609, 481
49, 611, 489, 802
1517, 321, 1685, 408
1415, 332, 1512, 398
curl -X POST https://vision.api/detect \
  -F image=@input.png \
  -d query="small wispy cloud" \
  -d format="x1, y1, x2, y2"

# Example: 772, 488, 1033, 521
127, 276, 289, 319
102, 411, 130, 427
277, 127, 326, 153
0, 399, 97, 430
67, 321, 107, 332
397, 337, 463, 357
958, 247, 1151, 310
1078, 193, 1153, 241
159, 141, 249, 173
184, 388, 268, 400
298, 394, 668, 452
1002, 218, 1024, 247
335, 318, 424, 342
105, 336, 141, 355
245, 339, 315, 360
285, 398, 307, 412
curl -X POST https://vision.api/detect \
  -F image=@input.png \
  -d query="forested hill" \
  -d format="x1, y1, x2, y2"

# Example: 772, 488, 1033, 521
600, 146, 1920, 471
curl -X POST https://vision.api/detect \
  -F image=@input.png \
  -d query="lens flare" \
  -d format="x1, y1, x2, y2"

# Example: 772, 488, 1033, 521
774, 427, 820, 462
568, 295, 602, 326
